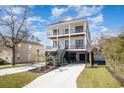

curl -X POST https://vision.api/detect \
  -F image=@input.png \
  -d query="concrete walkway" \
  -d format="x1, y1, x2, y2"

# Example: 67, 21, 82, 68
24, 63, 85, 88
0, 63, 45, 76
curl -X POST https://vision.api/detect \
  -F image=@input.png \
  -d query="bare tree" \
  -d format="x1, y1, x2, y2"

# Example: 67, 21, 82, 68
0, 6, 28, 65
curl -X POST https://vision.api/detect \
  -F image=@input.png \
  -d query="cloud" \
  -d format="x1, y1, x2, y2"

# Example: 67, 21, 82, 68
0, 6, 25, 18
0, 6, 25, 14
27, 16, 45, 25
68, 5, 103, 18
89, 14, 103, 24
49, 5, 103, 21
100, 26, 108, 32
88, 14, 104, 30
12, 6, 25, 14
50, 7, 68, 19
87, 13, 109, 44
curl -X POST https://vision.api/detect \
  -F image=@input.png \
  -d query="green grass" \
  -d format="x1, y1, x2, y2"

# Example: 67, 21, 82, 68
0, 71, 42, 88
77, 66, 122, 88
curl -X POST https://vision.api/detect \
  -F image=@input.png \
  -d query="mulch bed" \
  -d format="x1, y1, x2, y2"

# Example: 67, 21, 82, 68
28, 66, 59, 74
106, 66, 124, 87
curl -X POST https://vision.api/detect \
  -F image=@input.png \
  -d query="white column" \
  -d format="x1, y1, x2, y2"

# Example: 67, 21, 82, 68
76, 52, 79, 61
84, 22, 87, 50
57, 27, 59, 49
69, 25, 71, 49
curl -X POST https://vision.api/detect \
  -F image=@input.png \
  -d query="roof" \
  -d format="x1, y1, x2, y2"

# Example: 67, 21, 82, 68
59, 16, 74, 22
47, 17, 87, 26
21, 40, 44, 46
0, 37, 43, 47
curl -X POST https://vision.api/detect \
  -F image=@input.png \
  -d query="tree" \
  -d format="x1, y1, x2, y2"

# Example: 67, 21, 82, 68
0, 6, 28, 65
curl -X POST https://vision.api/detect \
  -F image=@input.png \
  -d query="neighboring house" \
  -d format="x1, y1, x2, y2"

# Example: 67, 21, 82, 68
0, 40, 44, 64
46, 17, 91, 63
15, 40, 44, 63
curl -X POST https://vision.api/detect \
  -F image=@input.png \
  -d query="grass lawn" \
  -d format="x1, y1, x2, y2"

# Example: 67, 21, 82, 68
0, 70, 42, 88
77, 66, 122, 88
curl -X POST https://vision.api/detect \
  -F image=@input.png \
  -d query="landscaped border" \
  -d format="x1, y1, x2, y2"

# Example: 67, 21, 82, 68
106, 66, 124, 87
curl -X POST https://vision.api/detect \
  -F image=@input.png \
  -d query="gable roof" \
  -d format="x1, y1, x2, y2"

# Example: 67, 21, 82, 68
0, 37, 43, 47
20, 40, 44, 46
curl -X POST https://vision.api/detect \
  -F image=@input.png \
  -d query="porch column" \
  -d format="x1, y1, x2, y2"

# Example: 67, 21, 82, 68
85, 34, 87, 50
69, 24, 71, 49
57, 27, 59, 49
89, 51, 92, 66
84, 22, 87, 50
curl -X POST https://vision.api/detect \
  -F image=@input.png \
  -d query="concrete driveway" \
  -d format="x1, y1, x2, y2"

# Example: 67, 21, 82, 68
0, 63, 45, 76
24, 63, 85, 88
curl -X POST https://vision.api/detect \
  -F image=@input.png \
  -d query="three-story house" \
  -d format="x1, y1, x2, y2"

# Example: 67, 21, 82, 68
46, 17, 91, 63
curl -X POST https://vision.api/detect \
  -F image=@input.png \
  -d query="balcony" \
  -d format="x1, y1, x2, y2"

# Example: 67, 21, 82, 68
48, 29, 85, 39
70, 45, 85, 49
45, 45, 85, 52
45, 46, 58, 52
66, 45, 86, 51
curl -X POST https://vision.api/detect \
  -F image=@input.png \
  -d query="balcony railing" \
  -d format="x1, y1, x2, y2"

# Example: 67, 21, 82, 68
47, 29, 84, 37
46, 45, 85, 51
45, 46, 58, 51
46, 46, 53, 50
70, 45, 85, 49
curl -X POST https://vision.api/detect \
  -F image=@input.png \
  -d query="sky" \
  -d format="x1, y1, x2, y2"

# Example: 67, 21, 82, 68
0, 5, 124, 46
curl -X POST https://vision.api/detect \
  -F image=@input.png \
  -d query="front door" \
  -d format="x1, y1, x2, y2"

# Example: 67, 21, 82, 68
65, 40, 69, 49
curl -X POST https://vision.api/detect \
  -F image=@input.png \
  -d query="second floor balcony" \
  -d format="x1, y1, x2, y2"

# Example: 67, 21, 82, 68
45, 45, 86, 52
47, 26, 85, 38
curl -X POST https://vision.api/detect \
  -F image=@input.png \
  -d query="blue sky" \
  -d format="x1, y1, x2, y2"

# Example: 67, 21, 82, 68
0, 5, 124, 46
27, 5, 124, 45
29, 5, 124, 28
102, 5, 124, 28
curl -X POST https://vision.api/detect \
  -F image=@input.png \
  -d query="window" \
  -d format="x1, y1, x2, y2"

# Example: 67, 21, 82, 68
18, 44, 21, 48
17, 54, 20, 60
53, 41, 57, 48
65, 29, 69, 34
28, 54, 31, 60
53, 29, 57, 35
75, 40, 83, 48
17, 53, 20, 57
17, 57, 20, 60
29, 45, 32, 49
37, 49, 39, 52
75, 26, 83, 33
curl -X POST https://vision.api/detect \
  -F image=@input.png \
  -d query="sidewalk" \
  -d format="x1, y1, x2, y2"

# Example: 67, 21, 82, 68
0, 63, 45, 76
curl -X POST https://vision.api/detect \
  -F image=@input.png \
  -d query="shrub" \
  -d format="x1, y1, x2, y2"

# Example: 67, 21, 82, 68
0, 58, 8, 65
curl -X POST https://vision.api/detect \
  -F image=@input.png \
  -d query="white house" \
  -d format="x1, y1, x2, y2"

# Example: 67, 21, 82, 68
46, 17, 91, 63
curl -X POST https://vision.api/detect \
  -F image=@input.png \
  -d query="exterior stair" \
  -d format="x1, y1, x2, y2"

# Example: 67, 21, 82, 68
57, 49, 67, 65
